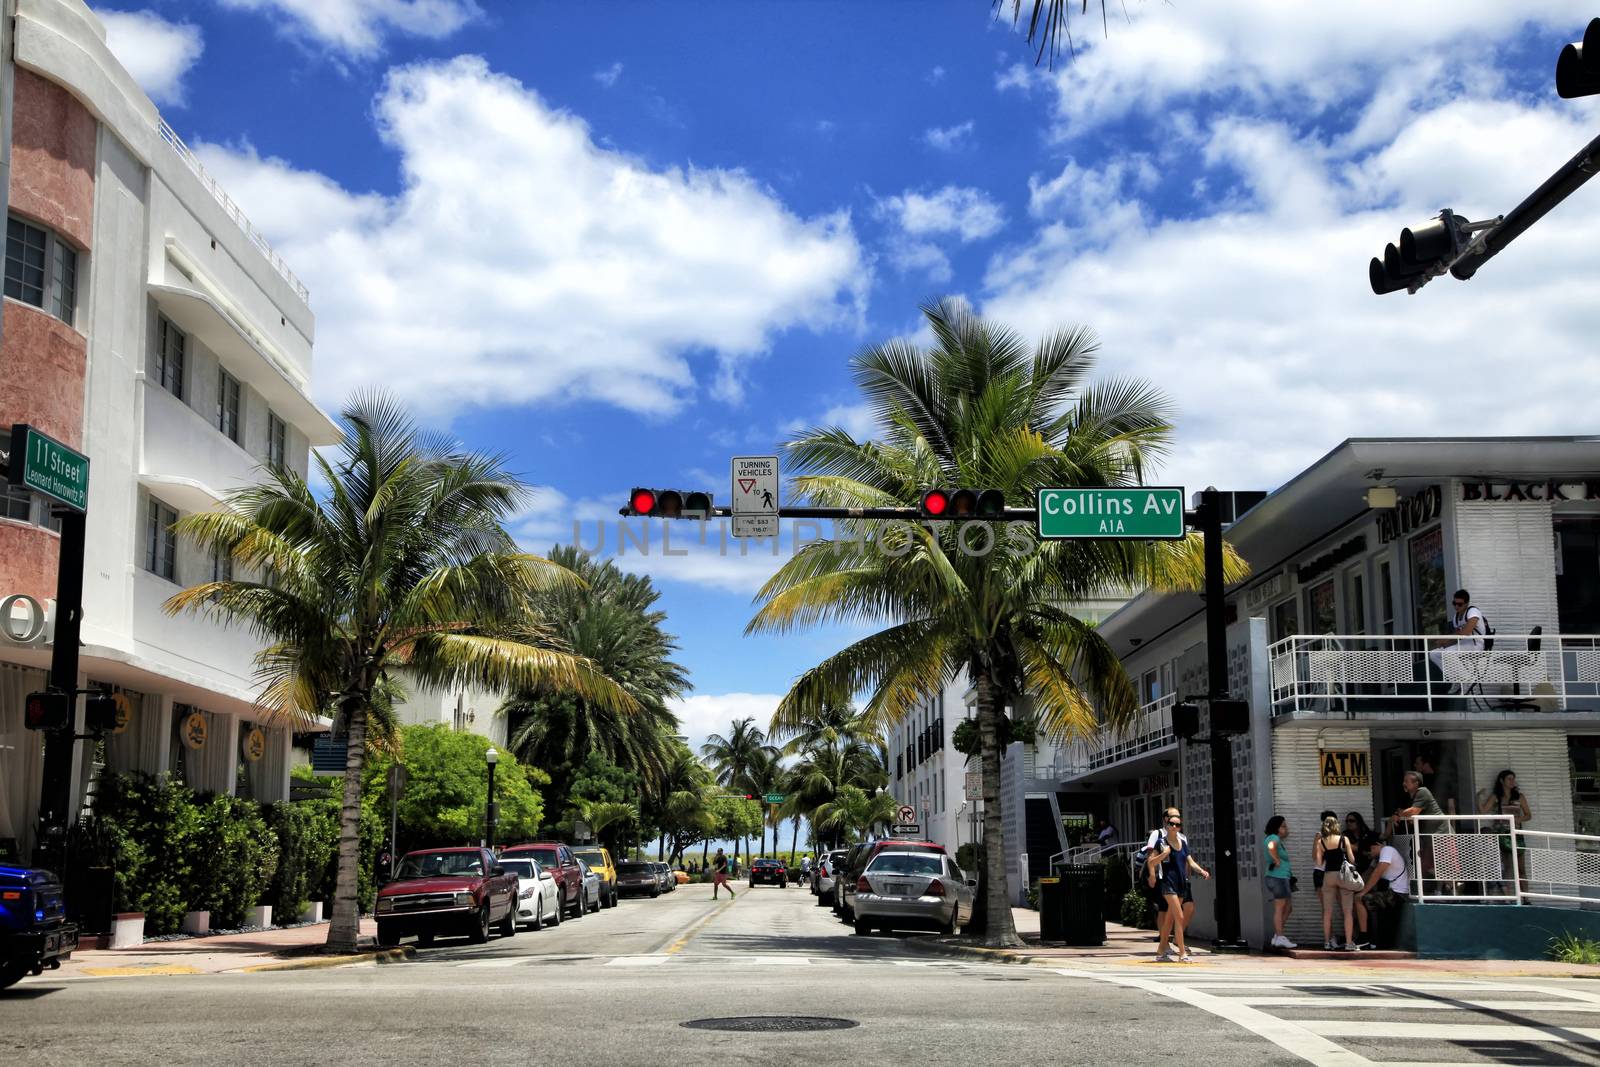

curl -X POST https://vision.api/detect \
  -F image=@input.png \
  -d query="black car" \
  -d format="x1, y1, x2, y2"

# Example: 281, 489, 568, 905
616, 860, 660, 897
748, 859, 788, 888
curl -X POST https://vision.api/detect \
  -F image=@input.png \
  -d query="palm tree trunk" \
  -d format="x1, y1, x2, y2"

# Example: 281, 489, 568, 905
975, 669, 1020, 948
789, 815, 799, 866
326, 700, 368, 953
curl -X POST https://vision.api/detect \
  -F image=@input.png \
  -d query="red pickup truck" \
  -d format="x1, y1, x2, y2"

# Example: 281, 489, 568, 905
500, 842, 586, 920
375, 847, 518, 946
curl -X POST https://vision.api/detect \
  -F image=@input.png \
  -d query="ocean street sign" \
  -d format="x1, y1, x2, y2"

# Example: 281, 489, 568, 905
1036, 487, 1185, 540
7, 424, 88, 512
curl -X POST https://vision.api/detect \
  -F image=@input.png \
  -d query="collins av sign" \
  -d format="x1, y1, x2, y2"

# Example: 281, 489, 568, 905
1036, 487, 1185, 540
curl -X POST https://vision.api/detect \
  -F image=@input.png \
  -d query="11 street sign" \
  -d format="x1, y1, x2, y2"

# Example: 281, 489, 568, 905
1036, 486, 1184, 540
8, 424, 88, 512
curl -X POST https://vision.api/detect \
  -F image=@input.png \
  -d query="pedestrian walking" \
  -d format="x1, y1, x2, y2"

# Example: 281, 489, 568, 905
1141, 807, 1188, 960
711, 847, 736, 899
1264, 815, 1296, 949
1147, 810, 1209, 963
1314, 814, 1359, 950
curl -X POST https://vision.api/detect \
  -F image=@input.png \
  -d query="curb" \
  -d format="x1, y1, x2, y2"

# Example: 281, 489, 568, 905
237, 946, 415, 973
897, 937, 1040, 966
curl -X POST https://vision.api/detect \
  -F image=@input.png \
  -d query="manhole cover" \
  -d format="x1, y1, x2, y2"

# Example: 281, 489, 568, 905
682, 1016, 858, 1033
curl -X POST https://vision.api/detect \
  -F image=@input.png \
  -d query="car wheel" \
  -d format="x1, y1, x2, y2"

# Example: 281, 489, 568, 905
497, 902, 517, 938
853, 917, 872, 936
376, 922, 399, 948
468, 905, 490, 944
530, 897, 544, 931
549, 897, 561, 927
0, 962, 31, 990
609, 889, 619, 908
569, 890, 584, 919
588, 892, 600, 914
650, 886, 660, 898
939, 913, 956, 936
599, 889, 610, 909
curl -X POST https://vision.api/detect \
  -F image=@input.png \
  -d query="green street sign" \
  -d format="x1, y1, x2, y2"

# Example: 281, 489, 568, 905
1036, 486, 1185, 540
8, 424, 88, 512
762, 793, 786, 804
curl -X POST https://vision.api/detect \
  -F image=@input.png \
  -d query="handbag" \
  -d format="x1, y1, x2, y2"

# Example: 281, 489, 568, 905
1336, 860, 1365, 891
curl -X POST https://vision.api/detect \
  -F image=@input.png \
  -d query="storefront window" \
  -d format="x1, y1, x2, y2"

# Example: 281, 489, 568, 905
1271, 598, 1299, 642
1571, 736, 1600, 836
1346, 568, 1367, 634
1556, 517, 1600, 634
1409, 526, 1446, 635
1379, 559, 1396, 634
1306, 579, 1337, 634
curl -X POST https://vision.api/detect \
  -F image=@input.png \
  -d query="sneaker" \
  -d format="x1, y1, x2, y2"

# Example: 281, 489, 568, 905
1324, 939, 1337, 951
1280, 936, 1298, 949
1178, 954, 1195, 963
1355, 939, 1375, 950
1154, 951, 1174, 962
1342, 942, 1359, 952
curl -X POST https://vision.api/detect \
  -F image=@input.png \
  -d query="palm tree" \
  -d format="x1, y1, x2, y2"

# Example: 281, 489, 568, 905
575, 799, 637, 855
813, 785, 898, 844
701, 718, 777, 861
747, 300, 1244, 946
166, 394, 635, 952
1001, 0, 1120, 68
744, 748, 785, 856
503, 546, 688, 796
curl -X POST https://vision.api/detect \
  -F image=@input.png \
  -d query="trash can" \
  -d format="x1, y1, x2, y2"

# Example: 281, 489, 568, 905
1058, 863, 1106, 946
1037, 877, 1065, 941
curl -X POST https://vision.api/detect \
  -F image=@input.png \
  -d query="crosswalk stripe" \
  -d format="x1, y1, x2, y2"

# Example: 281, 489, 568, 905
458, 958, 530, 969
1235, 997, 1600, 1012
603, 955, 670, 967
1298, 1019, 1600, 1043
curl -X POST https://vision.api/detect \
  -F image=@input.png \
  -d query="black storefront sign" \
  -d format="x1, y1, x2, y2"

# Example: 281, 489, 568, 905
1379, 485, 1442, 544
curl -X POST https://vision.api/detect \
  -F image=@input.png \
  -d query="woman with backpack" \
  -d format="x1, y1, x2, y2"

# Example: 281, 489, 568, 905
1147, 809, 1211, 963
1313, 813, 1359, 950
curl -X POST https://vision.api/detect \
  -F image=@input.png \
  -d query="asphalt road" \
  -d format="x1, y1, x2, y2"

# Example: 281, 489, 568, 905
7, 882, 1597, 1066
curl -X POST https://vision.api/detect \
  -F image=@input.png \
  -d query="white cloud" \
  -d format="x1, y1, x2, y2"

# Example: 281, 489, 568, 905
783, 401, 878, 442
981, 98, 1600, 496
927, 65, 946, 85
215, 0, 479, 57
1003, 0, 1583, 138
879, 186, 1005, 242
196, 56, 867, 419
97, 9, 203, 106
593, 61, 623, 88
923, 120, 975, 151
668, 692, 783, 753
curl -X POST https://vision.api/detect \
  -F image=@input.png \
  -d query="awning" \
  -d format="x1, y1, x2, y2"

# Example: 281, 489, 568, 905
147, 281, 341, 446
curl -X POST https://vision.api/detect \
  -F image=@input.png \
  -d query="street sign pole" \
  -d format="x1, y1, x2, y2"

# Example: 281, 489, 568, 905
37, 507, 84, 875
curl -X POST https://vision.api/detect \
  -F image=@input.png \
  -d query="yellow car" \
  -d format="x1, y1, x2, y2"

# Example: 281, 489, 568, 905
571, 845, 619, 908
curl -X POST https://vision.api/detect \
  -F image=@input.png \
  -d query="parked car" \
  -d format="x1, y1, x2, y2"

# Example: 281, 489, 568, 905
851, 851, 975, 936
748, 858, 788, 888
571, 845, 619, 908
615, 860, 660, 897
498, 856, 561, 930
836, 840, 947, 922
0, 862, 76, 989
673, 868, 691, 885
500, 842, 586, 919
815, 849, 847, 906
375, 847, 518, 946
652, 862, 677, 892
577, 860, 603, 913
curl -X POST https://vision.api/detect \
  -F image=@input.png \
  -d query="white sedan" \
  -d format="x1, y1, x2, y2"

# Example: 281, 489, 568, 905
499, 856, 561, 930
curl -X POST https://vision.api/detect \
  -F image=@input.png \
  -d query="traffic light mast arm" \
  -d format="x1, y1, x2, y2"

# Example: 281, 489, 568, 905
619, 505, 1044, 521
1450, 131, 1600, 280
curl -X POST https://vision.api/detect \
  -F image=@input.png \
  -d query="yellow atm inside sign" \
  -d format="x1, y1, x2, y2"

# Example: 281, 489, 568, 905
1320, 749, 1370, 787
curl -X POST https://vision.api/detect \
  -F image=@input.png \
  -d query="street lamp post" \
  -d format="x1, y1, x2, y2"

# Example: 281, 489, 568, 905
485, 746, 499, 851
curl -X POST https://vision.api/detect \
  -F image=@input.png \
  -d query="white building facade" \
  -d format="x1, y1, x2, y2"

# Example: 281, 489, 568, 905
0, 0, 339, 862
1063, 437, 1600, 947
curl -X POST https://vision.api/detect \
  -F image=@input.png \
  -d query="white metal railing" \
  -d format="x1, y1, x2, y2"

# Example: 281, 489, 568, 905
1269, 633, 1600, 716
1059, 693, 1178, 777
1409, 815, 1600, 908
157, 119, 311, 304
1049, 840, 1140, 874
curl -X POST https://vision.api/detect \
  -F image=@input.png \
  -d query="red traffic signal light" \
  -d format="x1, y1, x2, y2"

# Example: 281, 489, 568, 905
920, 488, 1004, 519
630, 488, 656, 515
626, 488, 713, 517
920, 489, 949, 517
24, 690, 70, 732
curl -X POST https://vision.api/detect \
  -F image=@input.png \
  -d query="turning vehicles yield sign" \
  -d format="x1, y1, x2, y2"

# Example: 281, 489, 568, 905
730, 456, 779, 539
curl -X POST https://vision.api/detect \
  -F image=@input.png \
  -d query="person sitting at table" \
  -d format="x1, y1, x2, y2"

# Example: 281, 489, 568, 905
1427, 589, 1487, 689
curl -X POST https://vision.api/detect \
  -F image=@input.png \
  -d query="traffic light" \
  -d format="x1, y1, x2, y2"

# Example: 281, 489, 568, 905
919, 488, 1006, 519
1172, 702, 1199, 741
1369, 211, 1469, 295
85, 692, 119, 734
1210, 699, 1250, 736
625, 488, 713, 518
24, 690, 70, 732
1557, 18, 1600, 99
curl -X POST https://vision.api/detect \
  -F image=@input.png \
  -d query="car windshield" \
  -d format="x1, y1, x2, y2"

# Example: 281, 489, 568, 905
617, 862, 651, 874
755, 860, 779, 867
500, 859, 538, 879
395, 851, 483, 879
865, 854, 942, 876
572, 849, 604, 865
516, 848, 559, 867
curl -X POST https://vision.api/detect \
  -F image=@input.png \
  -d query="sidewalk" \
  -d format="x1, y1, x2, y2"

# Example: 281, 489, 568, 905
43, 919, 400, 979
911, 908, 1600, 979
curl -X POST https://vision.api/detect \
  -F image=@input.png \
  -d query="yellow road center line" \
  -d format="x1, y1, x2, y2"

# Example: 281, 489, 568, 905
80, 964, 202, 977
659, 897, 738, 955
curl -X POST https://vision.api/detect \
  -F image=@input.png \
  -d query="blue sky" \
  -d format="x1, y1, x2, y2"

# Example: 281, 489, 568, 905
95, 1, 1600, 751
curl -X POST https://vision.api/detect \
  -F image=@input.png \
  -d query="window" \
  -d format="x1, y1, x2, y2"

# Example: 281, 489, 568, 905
1140, 669, 1162, 705
6, 216, 79, 325
1271, 598, 1300, 643
1306, 579, 1337, 634
267, 412, 287, 468
1378, 559, 1396, 635
145, 497, 178, 580
210, 543, 233, 584
218, 368, 241, 443
1408, 526, 1446, 634
157, 315, 186, 399
1346, 569, 1367, 635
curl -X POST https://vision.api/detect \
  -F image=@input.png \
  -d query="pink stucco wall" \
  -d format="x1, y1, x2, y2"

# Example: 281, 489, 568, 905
9, 67, 96, 251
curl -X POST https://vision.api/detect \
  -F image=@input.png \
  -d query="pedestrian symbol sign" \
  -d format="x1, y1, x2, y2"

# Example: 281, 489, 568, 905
730, 456, 779, 539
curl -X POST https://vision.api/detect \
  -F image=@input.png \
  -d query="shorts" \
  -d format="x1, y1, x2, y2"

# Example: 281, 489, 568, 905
1265, 876, 1293, 901
1154, 883, 1192, 910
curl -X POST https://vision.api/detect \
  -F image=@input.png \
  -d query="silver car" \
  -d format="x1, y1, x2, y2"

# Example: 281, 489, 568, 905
851, 851, 975, 936
578, 859, 603, 913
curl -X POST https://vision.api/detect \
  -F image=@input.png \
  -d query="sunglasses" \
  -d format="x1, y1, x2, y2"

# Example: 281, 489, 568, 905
1168, 819, 1183, 826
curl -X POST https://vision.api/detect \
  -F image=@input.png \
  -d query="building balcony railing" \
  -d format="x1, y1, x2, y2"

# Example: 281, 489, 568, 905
157, 119, 310, 304
1058, 692, 1177, 778
1268, 632, 1600, 716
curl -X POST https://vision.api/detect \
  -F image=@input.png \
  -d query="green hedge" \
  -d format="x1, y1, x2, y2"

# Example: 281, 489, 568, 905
1119, 887, 1157, 930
